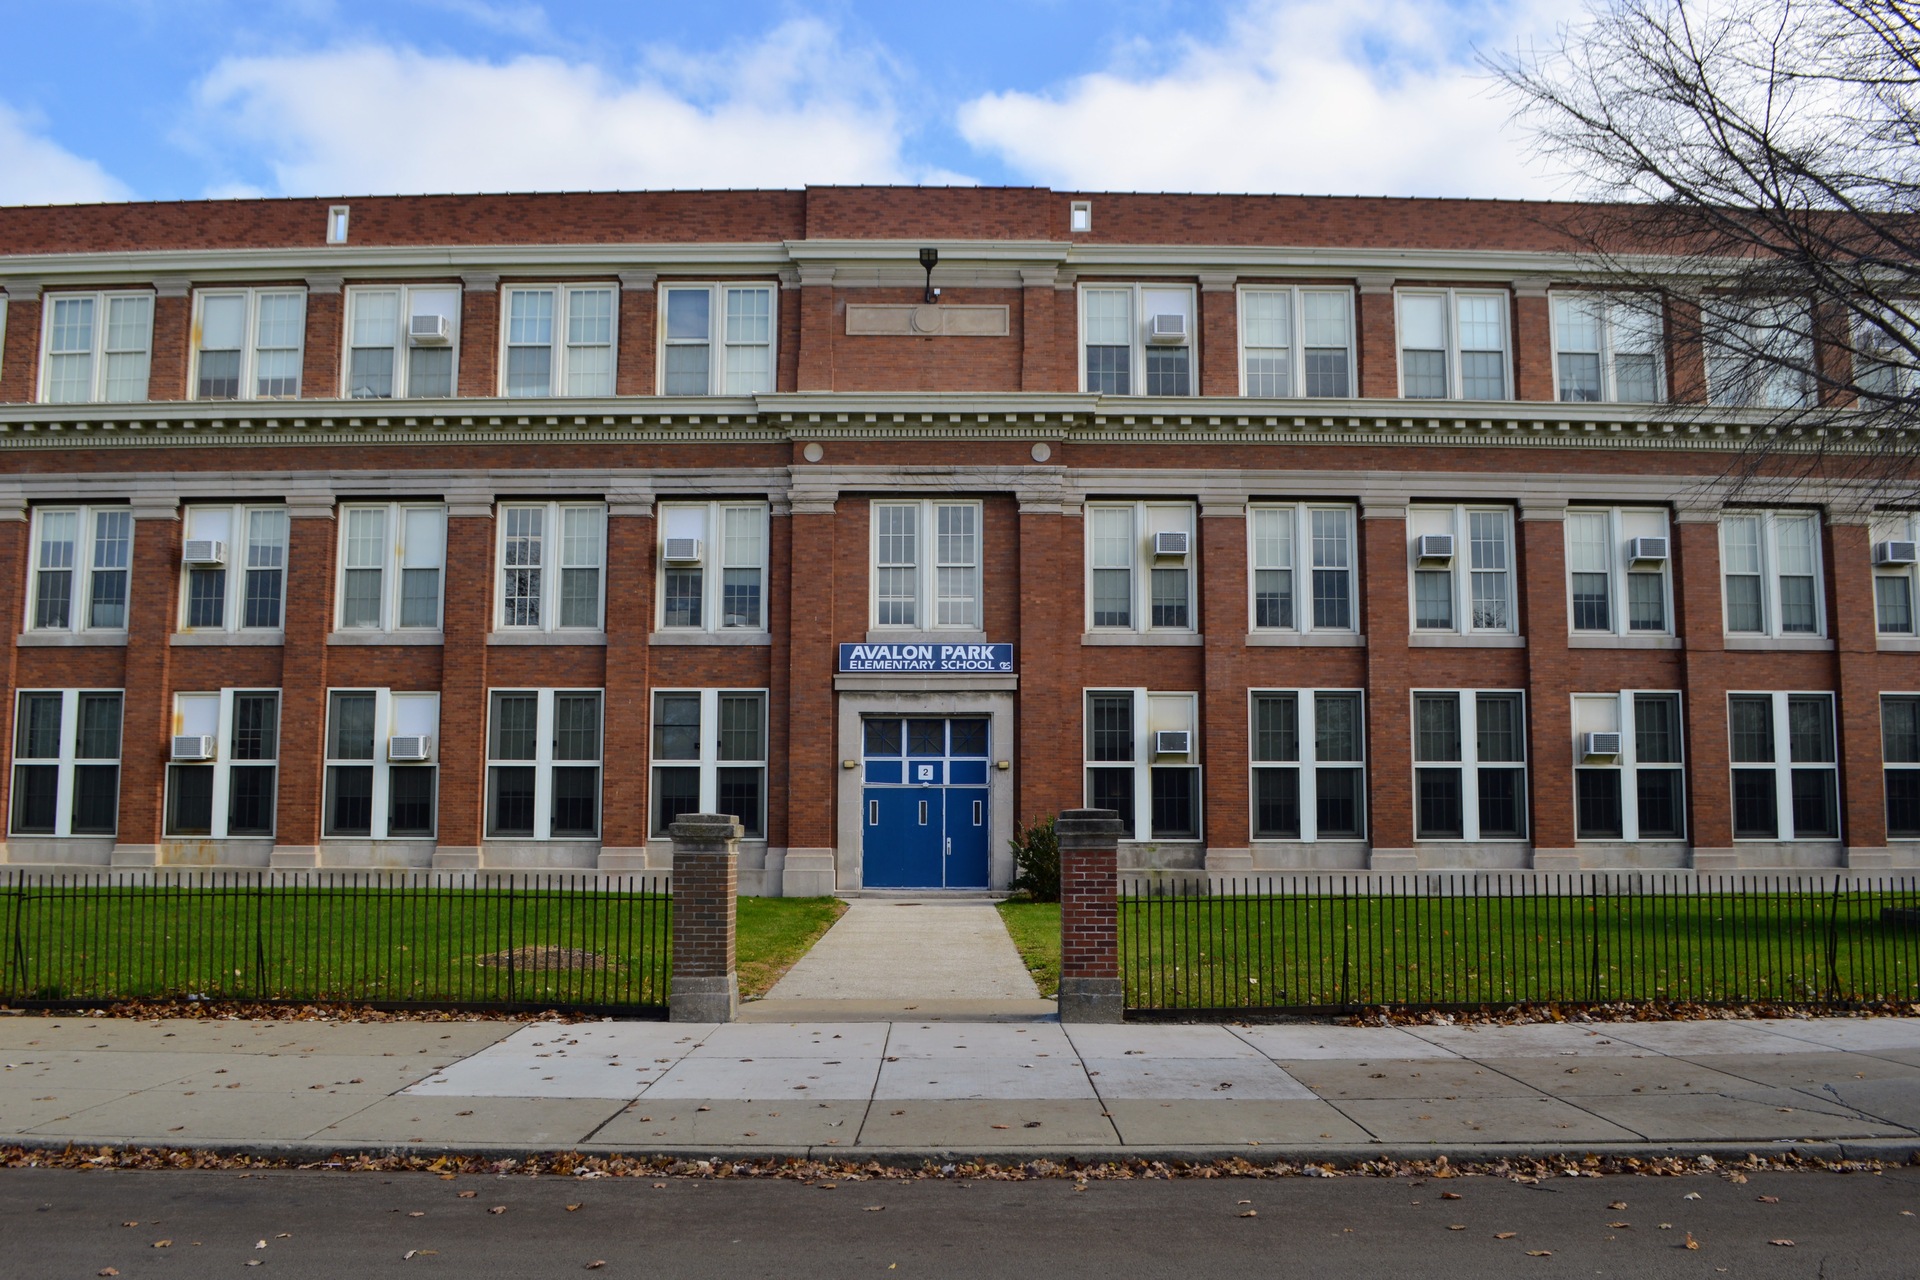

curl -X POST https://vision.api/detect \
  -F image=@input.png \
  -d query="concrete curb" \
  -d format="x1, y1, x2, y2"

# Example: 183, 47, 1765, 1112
8, 1135, 1917, 1169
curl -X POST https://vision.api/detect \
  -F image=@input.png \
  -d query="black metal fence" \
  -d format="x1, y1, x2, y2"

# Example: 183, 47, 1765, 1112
0, 869, 671, 1015
1122, 873, 1920, 1017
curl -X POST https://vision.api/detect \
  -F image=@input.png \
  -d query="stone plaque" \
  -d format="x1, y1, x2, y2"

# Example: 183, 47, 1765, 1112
844, 304, 1010, 337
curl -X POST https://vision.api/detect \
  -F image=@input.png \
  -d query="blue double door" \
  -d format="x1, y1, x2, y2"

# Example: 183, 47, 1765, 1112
862, 716, 990, 889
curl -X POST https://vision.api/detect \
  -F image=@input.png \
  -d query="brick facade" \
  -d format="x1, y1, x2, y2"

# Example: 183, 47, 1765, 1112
0, 185, 1912, 891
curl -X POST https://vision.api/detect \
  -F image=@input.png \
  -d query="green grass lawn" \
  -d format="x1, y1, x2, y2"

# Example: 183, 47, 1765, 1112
1, 882, 845, 1011
996, 901, 1061, 997
1122, 890, 1920, 1011
737, 896, 845, 998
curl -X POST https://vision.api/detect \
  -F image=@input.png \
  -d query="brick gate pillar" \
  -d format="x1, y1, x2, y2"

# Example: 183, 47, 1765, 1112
1057, 807, 1125, 1023
669, 813, 741, 1023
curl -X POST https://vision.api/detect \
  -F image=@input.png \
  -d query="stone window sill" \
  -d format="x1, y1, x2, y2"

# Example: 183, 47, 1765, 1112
1567, 634, 1682, 649
1723, 635, 1834, 651
1082, 632, 1204, 647
1877, 636, 1920, 653
1408, 633, 1526, 649
864, 629, 989, 644
17, 631, 128, 647
650, 631, 772, 646
1244, 632, 1365, 647
171, 631, 283, 647
487, 631, 607, 646
328, 630, 444, 646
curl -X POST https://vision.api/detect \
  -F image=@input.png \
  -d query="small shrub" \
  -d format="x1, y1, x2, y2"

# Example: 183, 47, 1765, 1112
1008, 815, 1060, 902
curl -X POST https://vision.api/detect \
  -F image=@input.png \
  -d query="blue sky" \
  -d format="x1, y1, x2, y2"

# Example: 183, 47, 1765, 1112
0, 0, 1585, 206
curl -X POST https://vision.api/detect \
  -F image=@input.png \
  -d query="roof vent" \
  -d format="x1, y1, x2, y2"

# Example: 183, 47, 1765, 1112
326, 205, 350, 245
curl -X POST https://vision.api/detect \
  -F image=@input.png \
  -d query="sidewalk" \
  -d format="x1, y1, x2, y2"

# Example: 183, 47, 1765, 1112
8, 1013, 1920, 1163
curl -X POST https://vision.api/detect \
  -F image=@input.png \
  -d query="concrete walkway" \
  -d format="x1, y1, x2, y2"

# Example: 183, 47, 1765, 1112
10, 1014, 1920, 1162
751, 898, 1052, 1021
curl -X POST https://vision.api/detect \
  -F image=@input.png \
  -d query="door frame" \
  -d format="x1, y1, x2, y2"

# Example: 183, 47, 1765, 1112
835, 683, 1015, 891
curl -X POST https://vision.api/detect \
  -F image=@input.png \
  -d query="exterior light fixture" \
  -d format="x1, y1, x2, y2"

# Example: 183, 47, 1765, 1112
919, 247, 940, 303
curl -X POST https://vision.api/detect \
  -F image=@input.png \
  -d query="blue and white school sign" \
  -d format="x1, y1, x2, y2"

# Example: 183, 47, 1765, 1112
838, 642, 1015, 673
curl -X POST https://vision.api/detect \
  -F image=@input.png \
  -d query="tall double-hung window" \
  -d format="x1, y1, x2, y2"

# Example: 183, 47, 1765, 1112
1248, 504, 1356, 633
1409, 505, 1516, 635
1249, 690, 1365, 840
1551, 294, 1663, 402
1884, 696, 1920, 839
1084, 689, 1200, 840
10, 689, 122, 837
1398, 289, 1510, 399
1871, 513, 1919, 636
1720, 511, 1823, 637
649, 689, 768, 838
165, 690, 279, 838
344, 286, 459, 398
872, 500, 982, 631
179, 505, 289, 634
497, 502, 605, 633
1571, 692, 1685, 840
1086, 502, 1196, 634
485, 690, 603, 839
27, 506, 131, 634
1413, 690, 1528, 840
1729, 692, 1839, 839
323, 690, 438, 839
1080, 284, 1195, 395
40, 292, 153, 403
194, 289, 305, 400
336, 504, 446, 633
660, 284, 776, 394
656, 502, 767, 633
1705, 298, 1815, 408
1238, 287, 1354, 397
502, 285, 616, 397
1564, 507, 1673, 636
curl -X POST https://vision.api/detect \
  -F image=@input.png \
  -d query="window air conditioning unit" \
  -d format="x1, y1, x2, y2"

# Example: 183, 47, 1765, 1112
388, 735, 432, 762
1583, 731, 1623, 760
1151, 530, 1190, 558
171, 734, 216, 761
1153, 729, 1191, 756
1416, 534, 1455, 562
1627, 536, 1670, 564
1875, 540, 1919, 567
663, 537, 703, 563
408, 314, 453, 345
182, 539, 227, 566
1147, 313, 1188, 344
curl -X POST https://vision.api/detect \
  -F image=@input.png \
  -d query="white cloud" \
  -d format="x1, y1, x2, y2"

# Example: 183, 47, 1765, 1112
0, 102, 131, 206
955, 0, 1583, 197
184, 19, 968, 196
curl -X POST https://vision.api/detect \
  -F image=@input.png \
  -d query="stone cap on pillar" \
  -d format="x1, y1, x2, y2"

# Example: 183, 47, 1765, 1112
668, 814, 744, 844
1055, 808, 1124, 847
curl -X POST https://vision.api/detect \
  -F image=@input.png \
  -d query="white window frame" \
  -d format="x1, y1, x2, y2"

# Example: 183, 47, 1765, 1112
191, 287, 307, 401
1412, 689, 1529, 841
1854, 305, 1920, 401
495, 501, 606, 633
1705, 297, 1815, 408
342, 284, 460, 400
1084, 500, 1197, 634
1549, 293, 1665, 403
870, 498, 983, 632
1236, 285, 1355, 398
26, 505, 132, 636
178, 504, 290, 635
484, 688, 604, 841
1719, 510, 1826, 638
1883, 693, 1920, 840
335, 503, 447, 633
1408, 505, 1517, 635
500, 284, 617, 398
9, 688, 123, 837
1247, 689, 1366, 842
1083, 688, 1202, 841
164, 689, 280, 839
1570, 691, 1687, 842
657, 282, 777, 396
39, 290, 154, 404
1564, 507, 1674, 637
323, 688, 439, 840
1396, 288, 1512, 400
1728, 691, 1840, 841
1872, 513, 1919, 637
1078, 283, 1197, 396
655, 501, 770, 633
647, 688, 770, 838
1247, 503, 1357, 634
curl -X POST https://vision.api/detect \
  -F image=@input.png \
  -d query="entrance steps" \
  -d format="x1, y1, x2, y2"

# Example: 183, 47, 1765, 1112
837, 889, 1012, 902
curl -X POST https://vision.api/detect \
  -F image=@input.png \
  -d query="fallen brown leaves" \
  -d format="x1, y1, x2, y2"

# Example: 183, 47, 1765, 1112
0, 1144, 1904, 1186
1342, 1000, 1920, 1028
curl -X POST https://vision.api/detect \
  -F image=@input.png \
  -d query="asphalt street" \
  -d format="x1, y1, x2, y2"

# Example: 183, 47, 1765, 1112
4, 1165, 1919, 1278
